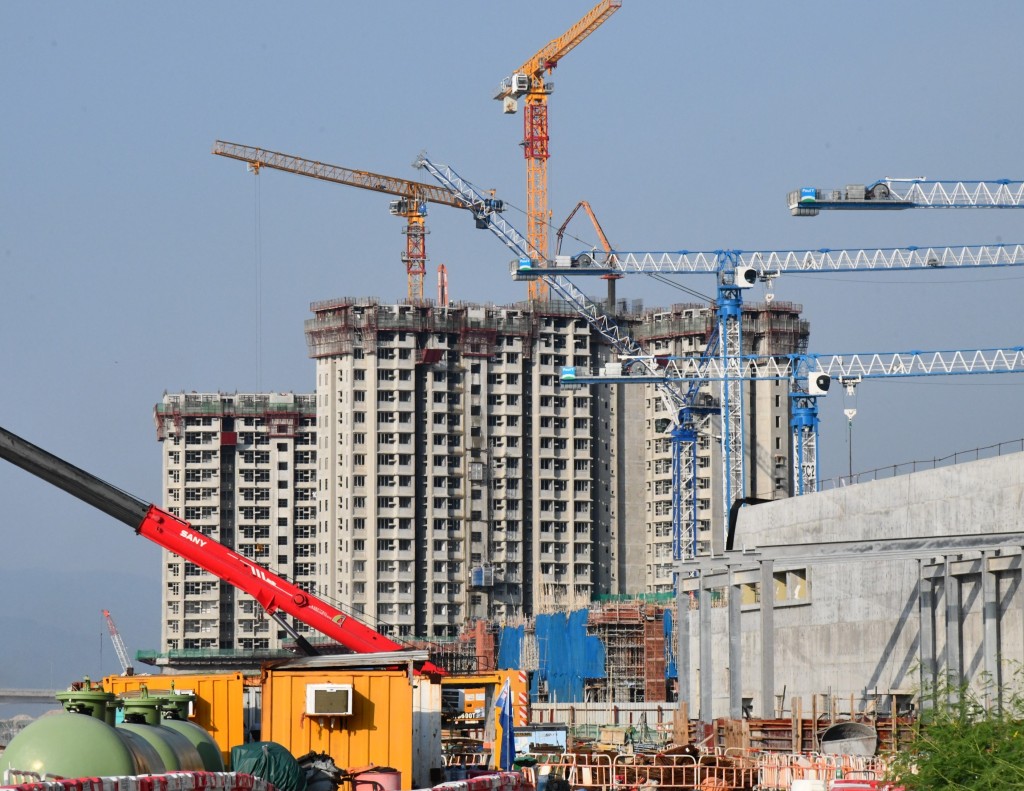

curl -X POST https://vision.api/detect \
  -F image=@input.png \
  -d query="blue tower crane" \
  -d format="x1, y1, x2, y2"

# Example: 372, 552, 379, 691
786, 178, 1024, 216
543, 242, 1024, 551
564, 343, 1024, 516
414, 152, 1024, 564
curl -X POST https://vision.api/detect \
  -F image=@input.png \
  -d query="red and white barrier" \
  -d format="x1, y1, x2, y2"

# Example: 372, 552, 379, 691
2, 772, 276, 791
430, 770, 530, 791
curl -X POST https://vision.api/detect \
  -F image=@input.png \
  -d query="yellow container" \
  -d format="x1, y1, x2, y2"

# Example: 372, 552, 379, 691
105, 672, 247, 767
261, 667, 431, 786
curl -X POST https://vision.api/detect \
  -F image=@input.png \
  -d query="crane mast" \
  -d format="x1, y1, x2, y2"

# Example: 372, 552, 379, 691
102, 609, 134, 676
494, 0, 621, 302
212, 141, 473, 303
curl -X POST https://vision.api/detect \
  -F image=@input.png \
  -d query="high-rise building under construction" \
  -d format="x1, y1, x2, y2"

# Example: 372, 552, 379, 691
155, 298, 808, 653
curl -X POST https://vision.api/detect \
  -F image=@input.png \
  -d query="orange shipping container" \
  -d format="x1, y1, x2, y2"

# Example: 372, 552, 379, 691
261, 666, 442, 788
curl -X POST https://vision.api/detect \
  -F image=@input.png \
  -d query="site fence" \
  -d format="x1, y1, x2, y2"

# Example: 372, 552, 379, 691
517, 750, 890, 791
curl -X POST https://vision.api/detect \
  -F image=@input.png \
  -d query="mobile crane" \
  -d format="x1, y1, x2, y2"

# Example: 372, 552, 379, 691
787, 178, 1024, 216
0, 424, 443, 675
102, 608, 135, 676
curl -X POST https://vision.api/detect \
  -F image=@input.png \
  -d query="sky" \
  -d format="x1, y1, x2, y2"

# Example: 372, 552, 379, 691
2, 1, 1024, 698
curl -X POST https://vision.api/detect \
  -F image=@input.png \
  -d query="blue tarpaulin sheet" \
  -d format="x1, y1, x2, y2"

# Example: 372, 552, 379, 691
664, 609, 677, 678
497, 606, 678, 701
496, 623, 524, 670
497, 610, 605, 703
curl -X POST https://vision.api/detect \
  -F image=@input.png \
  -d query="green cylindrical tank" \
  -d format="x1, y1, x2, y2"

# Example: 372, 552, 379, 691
114, 727, 168, 774
157, 691, 226, 771
56, 678, 118, 724
1, 711, 140, 780
118, 693, 205, 772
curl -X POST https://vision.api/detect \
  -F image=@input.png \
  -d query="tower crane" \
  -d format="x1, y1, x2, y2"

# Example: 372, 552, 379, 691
101, 608, 134, 676
565, 343, 1024, 499
211, 141, 505, 302
787, 178, 1024, 216
493, 0, 621, 302
415, 151, 1024, 560
532, 241, 1024, 519
545, 241, 1024, 549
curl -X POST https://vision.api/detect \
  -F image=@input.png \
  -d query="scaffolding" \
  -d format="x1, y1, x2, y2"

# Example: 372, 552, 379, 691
586, 603, 668, 704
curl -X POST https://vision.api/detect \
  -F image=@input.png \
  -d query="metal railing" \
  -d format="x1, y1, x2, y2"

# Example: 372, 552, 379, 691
819, 438, 1024, 490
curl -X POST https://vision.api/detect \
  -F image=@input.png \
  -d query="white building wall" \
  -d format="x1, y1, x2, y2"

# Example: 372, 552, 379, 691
156, 391, 317, 653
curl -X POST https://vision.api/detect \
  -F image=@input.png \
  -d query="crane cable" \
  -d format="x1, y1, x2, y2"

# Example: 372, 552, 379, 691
252, 166, 264, 392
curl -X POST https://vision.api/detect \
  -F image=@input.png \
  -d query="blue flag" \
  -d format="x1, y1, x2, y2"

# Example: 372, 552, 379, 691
494, 678, 516, 771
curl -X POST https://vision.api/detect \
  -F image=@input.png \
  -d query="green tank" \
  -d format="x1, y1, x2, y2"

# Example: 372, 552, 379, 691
118, 691, 205, 772
157, 691, 226, 771
1, 711, 140, 780
1, 681, 173, 779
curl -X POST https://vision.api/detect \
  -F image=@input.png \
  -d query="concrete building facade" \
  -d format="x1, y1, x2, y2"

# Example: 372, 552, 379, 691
154, 298, 808, 653
155, 392, 318, 652
305, 297, 808, 641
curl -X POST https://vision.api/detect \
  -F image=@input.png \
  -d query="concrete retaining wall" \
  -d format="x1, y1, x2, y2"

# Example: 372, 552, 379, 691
682, 452, 1024, 720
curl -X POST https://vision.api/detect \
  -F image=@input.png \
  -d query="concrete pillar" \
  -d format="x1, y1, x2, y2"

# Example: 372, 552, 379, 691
917, 560, 936, 702
982, 550, 999, 711
760, 559, 775, 719
677, 588, 690, 709
700, 581, 713, 723
945, 558, 961, 701
728, 565, 742, 719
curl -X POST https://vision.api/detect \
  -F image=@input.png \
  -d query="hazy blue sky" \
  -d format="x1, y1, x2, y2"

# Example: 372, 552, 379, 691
2, 2, 1023, 695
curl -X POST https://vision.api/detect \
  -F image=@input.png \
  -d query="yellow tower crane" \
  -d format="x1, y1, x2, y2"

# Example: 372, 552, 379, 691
212, 141, 474, 303
493, 0, 621, 301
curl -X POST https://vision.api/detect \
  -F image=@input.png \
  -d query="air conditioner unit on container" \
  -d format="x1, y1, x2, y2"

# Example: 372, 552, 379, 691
306, 683, 354, 716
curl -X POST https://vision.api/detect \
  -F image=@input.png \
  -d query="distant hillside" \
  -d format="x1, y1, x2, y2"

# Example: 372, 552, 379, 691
0, 567, 161, 693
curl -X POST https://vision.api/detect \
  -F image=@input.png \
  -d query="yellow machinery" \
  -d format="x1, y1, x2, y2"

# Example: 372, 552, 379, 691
493, 0, 621, 301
